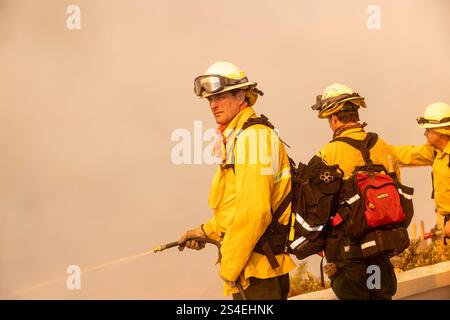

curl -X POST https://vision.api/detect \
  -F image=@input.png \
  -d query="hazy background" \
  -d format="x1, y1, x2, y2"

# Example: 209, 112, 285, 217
0, 0, 449, 299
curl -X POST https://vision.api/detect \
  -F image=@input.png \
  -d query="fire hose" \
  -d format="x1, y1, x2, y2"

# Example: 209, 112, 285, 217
153, 237, 248, 300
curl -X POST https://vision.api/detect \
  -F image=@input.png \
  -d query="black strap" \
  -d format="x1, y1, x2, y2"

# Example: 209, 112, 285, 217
445, 216, 450, 245
256, 190, 293, 269
241, 114, 275, 130
333, 132, 378, 167
320, 255, 325, 288
431, 172, 435, 199
221, 114, 275, 173
268, 156, 296, 231
262, 241, 280, 269
272, 191, 293, 228
242, 114, 291, 148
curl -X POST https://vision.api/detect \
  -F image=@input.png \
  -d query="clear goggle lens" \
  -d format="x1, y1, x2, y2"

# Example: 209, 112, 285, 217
194, 75, 248, 97
199, 76, 222, 94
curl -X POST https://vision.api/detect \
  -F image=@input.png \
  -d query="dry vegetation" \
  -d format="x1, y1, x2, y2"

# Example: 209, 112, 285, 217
393, 239, 450, 272
289, 239, 450, 297
288, 262, 330, 297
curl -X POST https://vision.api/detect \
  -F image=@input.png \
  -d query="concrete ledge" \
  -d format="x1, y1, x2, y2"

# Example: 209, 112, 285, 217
290, 261, 450, 300
394, 260, 450, 299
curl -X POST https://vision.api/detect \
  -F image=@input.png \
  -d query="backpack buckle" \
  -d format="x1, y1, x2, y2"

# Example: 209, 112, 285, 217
331, 213, 343, 227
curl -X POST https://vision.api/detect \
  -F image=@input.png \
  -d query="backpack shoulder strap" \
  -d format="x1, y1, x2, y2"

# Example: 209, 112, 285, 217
272, 191, 293, 225
241, 114, 291, 149
333, 132, 378, 166
241, 114, 275, 131
221, 115, 275, 174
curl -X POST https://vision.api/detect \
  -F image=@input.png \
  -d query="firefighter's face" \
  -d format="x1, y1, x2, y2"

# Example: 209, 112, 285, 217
424, 128, 440, 148
207, 90, 246, 126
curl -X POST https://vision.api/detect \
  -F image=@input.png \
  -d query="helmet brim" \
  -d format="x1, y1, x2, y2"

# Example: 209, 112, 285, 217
419, 121, 450, 129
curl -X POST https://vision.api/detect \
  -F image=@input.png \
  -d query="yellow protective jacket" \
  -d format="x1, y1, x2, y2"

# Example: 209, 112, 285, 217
202, 107, 296, 296
392, 143, 450, 226
317, 127, 401, 181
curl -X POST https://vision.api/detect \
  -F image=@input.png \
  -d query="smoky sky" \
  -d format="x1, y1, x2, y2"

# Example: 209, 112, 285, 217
0, 0, 449, 299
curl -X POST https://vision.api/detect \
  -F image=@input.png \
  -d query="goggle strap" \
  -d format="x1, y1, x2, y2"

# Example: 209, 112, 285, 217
253, 88, 264, 96
311, 95, 322, 110
320, 92, 361, 107
311, 92, 362, 111
417, 116, 450, 124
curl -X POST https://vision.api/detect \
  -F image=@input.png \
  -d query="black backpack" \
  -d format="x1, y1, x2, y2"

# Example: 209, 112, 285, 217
324, 133, 414, 262
288, 155, 344, 260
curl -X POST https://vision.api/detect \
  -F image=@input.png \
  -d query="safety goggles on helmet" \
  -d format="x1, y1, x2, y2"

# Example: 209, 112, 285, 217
194, 74, 249, 97
311, 92, 363, 111
416, 116, 450, 125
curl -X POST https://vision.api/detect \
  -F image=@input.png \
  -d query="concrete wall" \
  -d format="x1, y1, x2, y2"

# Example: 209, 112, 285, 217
291, 261, 450, 300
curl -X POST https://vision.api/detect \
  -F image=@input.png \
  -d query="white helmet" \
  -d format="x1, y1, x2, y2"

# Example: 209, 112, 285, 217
311, 83, 366, 118
193, 61, 263, 106
417, 102, 450, 128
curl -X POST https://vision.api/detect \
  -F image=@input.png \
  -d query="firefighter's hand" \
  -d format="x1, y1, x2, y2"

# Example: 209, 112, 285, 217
444, 220, 450, 237
178, 228, 206, 251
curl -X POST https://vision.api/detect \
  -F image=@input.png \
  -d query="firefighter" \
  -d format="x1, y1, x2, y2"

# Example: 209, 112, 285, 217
178, 61, 295, 299
393, 102, 450, 243
310, 83, 402, 299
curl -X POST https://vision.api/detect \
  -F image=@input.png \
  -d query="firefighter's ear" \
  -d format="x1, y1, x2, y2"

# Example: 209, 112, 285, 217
237, 90, 246, 105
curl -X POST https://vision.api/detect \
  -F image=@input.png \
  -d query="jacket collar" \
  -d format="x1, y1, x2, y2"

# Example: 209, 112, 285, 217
437, 142, 450, 157
334, 126, 365, 139
222, 107, 256, 141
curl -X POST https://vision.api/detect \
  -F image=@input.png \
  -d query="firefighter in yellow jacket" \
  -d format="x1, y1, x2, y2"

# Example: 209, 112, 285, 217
178, 61, 295, 299
311, 83, 401, 299
393, 102, 450, 243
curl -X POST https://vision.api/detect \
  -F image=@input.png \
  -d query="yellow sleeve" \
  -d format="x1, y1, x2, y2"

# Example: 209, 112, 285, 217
219, 126, 274, 281
202, 216, 222, 242
392, 144, 435, 166
316, 142, 336, 166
